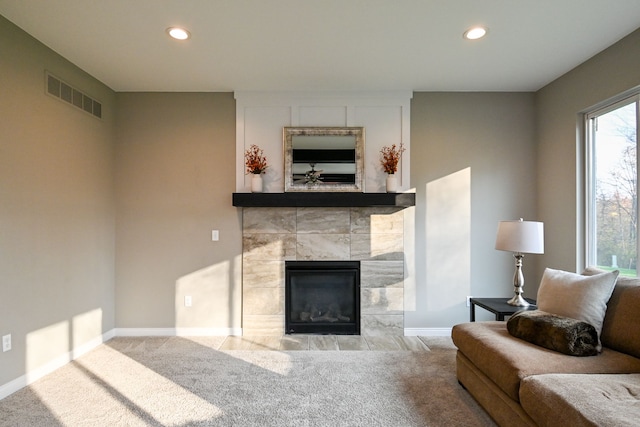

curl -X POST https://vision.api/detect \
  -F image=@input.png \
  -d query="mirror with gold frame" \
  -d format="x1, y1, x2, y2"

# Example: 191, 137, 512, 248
283, 127, 365, 192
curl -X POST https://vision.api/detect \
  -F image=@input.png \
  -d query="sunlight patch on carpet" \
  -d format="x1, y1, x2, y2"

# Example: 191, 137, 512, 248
33, 345, 224, 425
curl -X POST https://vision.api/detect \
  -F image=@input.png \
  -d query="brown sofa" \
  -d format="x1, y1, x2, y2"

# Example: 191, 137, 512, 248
452, 269, 640, 427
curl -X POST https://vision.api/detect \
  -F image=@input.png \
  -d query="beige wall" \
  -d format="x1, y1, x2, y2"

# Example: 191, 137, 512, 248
0, 16, 116, 385
536, 28, 640, 276
114, 92, 241, 330
409, 93, 537, 326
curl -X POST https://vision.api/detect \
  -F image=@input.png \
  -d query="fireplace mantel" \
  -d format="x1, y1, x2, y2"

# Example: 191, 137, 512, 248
232, 192, 415, 208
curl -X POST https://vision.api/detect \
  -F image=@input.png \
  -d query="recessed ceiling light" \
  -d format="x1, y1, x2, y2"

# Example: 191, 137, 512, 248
463, 26, 488, 40
166, 27, 191, 40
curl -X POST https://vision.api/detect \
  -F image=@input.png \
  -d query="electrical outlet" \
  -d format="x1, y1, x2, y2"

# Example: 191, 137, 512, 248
2, 334, 11, 352
466, 296, 472, 307
185, 295, 192, 307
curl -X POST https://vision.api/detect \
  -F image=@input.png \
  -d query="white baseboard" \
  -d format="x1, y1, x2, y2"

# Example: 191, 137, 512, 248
0, 329, 116, 401
114, 327, 175, 337
114, 327, 243, 337
404, 327, 452, 337
175, 327, 242, 336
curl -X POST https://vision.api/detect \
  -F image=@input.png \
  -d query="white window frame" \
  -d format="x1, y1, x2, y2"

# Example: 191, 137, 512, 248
584, 91, 640, 272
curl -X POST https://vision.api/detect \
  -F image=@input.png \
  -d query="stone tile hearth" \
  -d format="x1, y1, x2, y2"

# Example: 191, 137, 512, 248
218, 335, 428, 351
241, 206, 406, 336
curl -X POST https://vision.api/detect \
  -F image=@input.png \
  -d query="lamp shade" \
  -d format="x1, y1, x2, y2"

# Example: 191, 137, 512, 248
495, 219, 544, 254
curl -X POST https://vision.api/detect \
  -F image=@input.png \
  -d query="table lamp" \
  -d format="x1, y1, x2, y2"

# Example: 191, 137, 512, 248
495, 218, 544, 306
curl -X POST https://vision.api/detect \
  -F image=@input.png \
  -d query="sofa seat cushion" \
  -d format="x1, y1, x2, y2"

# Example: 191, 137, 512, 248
451, 321, 640, 402
520, 373, 640, 427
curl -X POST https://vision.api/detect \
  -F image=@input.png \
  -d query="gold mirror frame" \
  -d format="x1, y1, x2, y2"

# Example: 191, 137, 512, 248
283, 127, 365, 192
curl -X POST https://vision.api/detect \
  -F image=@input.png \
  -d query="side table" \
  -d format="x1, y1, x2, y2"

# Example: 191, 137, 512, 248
469, 297, 537, 321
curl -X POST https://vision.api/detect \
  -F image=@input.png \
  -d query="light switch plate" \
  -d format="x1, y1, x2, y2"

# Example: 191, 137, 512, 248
212, 230, 219, 241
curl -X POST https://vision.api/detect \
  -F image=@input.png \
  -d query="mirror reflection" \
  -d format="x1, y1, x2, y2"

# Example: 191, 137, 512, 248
284, 127, 364, 192
292, 135, 356, 184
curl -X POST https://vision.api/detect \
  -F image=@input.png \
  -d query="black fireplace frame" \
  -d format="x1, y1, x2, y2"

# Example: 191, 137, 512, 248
285, 260, 361, 335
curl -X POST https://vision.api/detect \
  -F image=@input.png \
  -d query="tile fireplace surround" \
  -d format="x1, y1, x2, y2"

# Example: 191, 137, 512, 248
242, 206, 405, 336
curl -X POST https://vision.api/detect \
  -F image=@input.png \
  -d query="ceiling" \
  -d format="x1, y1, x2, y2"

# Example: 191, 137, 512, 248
1, 0, 640, 92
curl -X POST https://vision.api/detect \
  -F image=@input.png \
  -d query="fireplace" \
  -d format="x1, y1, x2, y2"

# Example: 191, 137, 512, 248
240, 206, 406, 336
285, 260, 360, 335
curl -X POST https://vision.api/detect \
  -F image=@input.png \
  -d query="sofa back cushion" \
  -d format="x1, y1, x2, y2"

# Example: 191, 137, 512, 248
537, 268, 618, 351
583, 267, 640, 358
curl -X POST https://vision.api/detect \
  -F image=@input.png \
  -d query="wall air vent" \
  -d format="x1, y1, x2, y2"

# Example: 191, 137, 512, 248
45, 72, 102, 119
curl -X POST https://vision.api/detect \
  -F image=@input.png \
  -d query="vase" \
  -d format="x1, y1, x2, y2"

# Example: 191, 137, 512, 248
386, 174, 398, 193
251, 174, 263, 193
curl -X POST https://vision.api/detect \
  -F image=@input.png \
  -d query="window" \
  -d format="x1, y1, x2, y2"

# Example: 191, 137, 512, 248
585, 93, 639, 276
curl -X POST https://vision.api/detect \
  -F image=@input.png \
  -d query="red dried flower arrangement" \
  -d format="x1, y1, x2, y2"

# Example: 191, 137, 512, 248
245, 144, 268, 174
380, 143, 405, 174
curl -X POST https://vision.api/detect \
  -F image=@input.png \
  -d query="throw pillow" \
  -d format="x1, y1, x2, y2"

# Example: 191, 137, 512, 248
536, 268, 619, 351
507, 310, 598, 356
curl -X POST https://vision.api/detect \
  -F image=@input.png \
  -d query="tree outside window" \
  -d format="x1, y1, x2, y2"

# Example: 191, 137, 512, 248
587, 97, 639, 276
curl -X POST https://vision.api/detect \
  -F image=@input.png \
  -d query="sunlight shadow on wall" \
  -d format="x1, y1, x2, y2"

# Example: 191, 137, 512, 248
175, 257, 241, 333
26, 321, 69, 377
26, 308, 103, 381
26, 311, 103, 425
426, 168, 471, 311
72, 309, 103, 357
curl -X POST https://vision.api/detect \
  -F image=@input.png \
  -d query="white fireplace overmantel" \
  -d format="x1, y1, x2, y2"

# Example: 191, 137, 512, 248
235, 91, 411, 194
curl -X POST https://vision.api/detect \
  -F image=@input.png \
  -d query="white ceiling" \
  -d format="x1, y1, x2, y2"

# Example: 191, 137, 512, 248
1, 0, 640, 92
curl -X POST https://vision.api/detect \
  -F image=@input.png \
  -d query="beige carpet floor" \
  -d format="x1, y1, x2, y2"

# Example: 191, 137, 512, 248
0, 336, 496, 426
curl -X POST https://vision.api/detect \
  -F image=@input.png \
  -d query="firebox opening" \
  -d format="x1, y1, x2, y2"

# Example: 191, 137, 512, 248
285, 260, 360, 335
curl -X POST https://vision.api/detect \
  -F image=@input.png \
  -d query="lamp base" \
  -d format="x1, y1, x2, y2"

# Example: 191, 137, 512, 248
507, 294, 530, 307
507, 253, 530, 307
